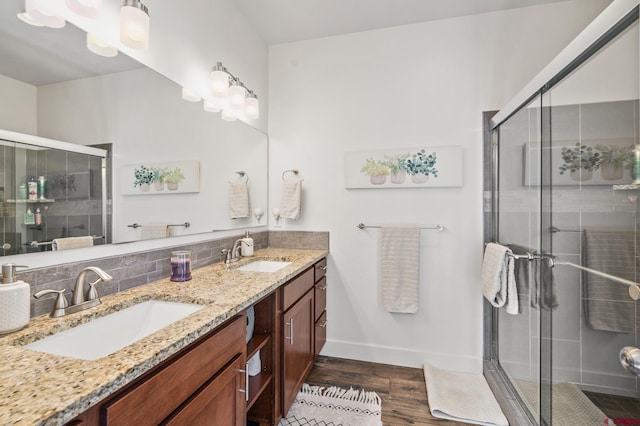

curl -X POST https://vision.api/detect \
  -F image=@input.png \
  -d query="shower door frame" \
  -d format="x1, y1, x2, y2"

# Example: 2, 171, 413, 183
483, 2, 640, 424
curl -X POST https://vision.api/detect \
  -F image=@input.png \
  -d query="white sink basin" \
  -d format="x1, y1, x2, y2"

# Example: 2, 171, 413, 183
236, 260, 291, 272
24, 300, 204, 360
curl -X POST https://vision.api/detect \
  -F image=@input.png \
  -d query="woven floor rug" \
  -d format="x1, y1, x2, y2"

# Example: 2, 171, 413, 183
279, 384, 382, 426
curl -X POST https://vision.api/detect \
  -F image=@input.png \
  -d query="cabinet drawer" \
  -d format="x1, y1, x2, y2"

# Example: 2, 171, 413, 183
314, 258, 327, 282
314, 311, 327, 358
102, 315, 246, 426
283, 268, 314, 311
314, 276, 327, 322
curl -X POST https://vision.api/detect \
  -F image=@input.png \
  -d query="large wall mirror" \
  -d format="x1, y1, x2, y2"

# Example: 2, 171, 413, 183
0, 0, 267, 254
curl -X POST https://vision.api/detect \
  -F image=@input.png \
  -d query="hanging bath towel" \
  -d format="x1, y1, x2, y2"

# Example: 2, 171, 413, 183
380, 225, 420, 313
140, 223, 168, 240
280, 179, 302, 219
481, 243, 518, 315
228, 180, 249, 219
52, 236, 94, 251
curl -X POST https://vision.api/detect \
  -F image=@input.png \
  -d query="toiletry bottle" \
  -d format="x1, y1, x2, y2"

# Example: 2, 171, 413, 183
24, 208, 34, 225
633, 145, 640, 184
18, 182, 27, 199
241, 231, 254, 257
37, 176, 46, 199
27, 177, 37, 200
35, 208, 42, 225
0, 263, 30, 334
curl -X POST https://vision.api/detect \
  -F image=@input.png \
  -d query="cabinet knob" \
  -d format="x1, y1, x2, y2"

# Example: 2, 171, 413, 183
319, 320, 327, 328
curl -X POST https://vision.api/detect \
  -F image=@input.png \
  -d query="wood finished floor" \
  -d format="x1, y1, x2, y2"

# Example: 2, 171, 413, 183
305, 356, 473, 426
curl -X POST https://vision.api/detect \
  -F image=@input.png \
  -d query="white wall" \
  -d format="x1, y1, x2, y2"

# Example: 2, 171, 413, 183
268, 0, 612, 372
0, 75, 36, 135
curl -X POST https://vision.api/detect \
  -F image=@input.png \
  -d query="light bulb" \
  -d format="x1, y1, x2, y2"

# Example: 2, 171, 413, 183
120, 0, 150, 50
245, 94, 259, 119
87, 33, 118, 57
211, 70, 229, 97
229, 81, 246, 109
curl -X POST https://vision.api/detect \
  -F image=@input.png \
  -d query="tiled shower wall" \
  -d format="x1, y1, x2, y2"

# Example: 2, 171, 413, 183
496, 99, 639, 397
21, 230, 328, 318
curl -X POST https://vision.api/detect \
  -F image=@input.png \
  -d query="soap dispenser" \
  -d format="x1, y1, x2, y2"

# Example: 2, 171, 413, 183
0, 263, 30, 334
241, 231, 254, 257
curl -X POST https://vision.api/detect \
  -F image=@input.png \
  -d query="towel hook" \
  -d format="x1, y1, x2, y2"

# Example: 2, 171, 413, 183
235, 171, 249, 183
282, 169, 299, 181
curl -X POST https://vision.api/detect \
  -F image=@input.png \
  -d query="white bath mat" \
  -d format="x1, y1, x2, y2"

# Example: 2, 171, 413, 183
279, 383, 382, 426
423, 362, 508, 426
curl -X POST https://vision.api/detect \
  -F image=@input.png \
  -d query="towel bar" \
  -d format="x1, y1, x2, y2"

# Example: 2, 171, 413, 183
128, 223, 190, 229
357, 223, 445, 231
235, 171, 249, 182
282, 169, 299, 181
29, 235, 104, 248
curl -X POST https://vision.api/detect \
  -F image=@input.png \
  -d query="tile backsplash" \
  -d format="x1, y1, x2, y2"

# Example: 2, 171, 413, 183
20, 230, 328, 317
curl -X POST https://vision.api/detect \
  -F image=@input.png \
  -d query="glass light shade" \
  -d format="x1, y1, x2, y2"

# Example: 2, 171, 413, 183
87, 33, 118, 57
221, 110, 237, 122
211, 70, 230, 97
204, 100, 221, 113
229, 84, 247, 109
66, 0, 102, 19
181, 88, 201, 102
120, 2, 150, 50
17, 12, 44, 27
26, 0, 65, 28
245, 96, 259, 119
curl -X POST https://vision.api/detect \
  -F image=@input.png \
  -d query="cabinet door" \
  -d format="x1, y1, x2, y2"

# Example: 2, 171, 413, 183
282, 290, 314, 415
163, 355, 246, 426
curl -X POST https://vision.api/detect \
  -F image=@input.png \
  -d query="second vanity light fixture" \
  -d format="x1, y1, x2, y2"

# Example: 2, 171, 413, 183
19, 0, 150, 54
208, 62, 260, 120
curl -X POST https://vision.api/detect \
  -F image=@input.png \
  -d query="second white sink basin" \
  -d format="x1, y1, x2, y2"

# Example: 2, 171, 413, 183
24, 300, 204, 360
236, 260, 291, 272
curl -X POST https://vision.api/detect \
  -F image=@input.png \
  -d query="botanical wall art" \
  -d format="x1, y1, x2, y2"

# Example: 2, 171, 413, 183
344, 145, 463, 189
523, 141, 634, 186
121, 160, 200, 195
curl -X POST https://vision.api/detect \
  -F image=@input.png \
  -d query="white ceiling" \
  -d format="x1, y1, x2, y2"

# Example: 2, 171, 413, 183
232, 0, 573, 45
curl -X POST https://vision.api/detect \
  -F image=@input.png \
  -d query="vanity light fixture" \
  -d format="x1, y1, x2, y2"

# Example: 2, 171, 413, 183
210, 62, 259, 120
87, 33, 118, 57
25, 0, 66, 28
204, 100, 221, 113
120, 0, 150, 50
245, 91, 259, 119
220, 110, 237, 122
66, 0, 102, 19
181, 88, 201, 102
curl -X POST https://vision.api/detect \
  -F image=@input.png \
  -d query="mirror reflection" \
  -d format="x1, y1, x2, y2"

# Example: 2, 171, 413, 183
0, 0, 268, 251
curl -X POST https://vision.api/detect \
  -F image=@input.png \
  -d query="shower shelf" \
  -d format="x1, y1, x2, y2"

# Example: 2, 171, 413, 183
613, 184, 640, 190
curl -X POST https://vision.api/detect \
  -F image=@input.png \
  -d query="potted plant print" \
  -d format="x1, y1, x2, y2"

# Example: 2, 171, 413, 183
558, 143, 601, 181
152, 167, 168, 191
383, 153, 410, 184
164, 167, 185, 190
595, 144, 631, 181
406, 149, 438, 184
360, 158, 389, 185
133, 165, 156, 192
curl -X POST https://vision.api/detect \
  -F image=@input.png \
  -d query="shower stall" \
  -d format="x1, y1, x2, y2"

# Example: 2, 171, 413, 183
484, 1, 640, 424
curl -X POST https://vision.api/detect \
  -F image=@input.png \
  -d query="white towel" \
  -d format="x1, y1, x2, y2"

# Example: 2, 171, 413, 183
481, 243, 518, 315
52, 236, 94, 251
380, 225, 420, 313
279, 179, 302, 219
140, 223, 168, 240
228, 181, 249, 219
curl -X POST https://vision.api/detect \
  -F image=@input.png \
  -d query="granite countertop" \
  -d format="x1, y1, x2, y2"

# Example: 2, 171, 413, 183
0, 248, 327, 426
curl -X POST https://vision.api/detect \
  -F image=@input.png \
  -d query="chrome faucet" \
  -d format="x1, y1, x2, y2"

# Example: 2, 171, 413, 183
34, 266, 113, 317
222, 239, 244, 264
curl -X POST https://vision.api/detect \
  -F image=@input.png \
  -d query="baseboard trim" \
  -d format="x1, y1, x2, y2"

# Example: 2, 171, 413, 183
321, 339, 482, 373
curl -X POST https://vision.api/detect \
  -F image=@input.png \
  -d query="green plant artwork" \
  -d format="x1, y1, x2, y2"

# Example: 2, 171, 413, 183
133, 165, 156, 187
406, 149, 438, 177
558, 143, 601, 174
164, 167, 186, 184
383, 153, 410, 175
360, 158, 389, 177
595, 144, 632, 169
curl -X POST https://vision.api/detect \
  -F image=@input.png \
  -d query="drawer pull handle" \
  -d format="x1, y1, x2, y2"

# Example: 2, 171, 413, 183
285, 319, 294, 345
318, 285, 327, 291
319, 320, 327, 328
317, 265, 327, 271
238, 368, 249, 400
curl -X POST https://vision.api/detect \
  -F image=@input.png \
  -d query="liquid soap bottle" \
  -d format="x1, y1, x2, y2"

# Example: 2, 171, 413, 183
241, 231, 254, 257
0, 263, 30, 334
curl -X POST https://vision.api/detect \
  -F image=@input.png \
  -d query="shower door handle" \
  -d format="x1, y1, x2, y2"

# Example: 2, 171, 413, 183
620, 346, 640, 376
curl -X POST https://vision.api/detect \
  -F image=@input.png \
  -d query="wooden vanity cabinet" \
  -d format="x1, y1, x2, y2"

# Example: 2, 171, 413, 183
68, 315, 247, 426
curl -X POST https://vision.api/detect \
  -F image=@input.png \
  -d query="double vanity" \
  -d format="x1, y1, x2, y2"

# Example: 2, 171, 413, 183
0, 247, 328, 425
